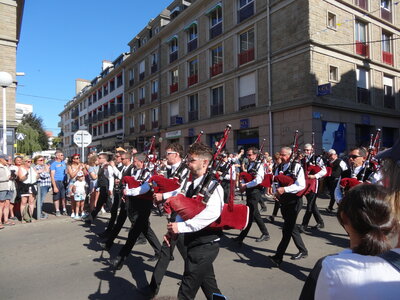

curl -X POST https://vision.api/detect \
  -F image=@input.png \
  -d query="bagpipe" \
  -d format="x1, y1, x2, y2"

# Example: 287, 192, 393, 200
164, 124, 249, 230
148, 131, 204, 195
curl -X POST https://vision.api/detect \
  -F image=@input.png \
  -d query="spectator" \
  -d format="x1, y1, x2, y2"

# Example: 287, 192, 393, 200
300, 184, 400, 299
71, 171, 88, 220
67, 154, 85, 218
8, 156, 21, 221
0, 154, 14, 228
50, 150, 67, 216
18, 157, 38, 223
86, 154, 99, 213
34, 155, 51, 219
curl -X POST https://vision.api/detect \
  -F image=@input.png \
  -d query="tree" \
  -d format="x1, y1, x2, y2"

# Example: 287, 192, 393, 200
16, 123, 42, 155
51, 136, 62, 149
20, 113, 49, 150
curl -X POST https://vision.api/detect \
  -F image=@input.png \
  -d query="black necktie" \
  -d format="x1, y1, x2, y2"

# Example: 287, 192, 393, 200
167, 167, 172, 178
186, 182, 195, 198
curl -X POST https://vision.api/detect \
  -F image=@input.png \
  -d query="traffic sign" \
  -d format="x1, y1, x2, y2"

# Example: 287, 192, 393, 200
73, 130, 92, 147
16, 133, 25, 141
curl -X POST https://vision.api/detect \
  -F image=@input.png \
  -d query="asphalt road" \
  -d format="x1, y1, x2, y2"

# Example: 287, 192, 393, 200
0, 195, 347, 300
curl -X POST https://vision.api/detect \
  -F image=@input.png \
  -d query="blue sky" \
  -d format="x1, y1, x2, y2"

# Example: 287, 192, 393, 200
17, 0, 172, 135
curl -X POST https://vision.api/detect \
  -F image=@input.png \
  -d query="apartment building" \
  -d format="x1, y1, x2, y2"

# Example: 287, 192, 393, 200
0, 0, 24, 154
59, 54, 129, 156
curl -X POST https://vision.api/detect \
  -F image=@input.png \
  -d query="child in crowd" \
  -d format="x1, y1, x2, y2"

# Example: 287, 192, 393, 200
71, 172, 88, 220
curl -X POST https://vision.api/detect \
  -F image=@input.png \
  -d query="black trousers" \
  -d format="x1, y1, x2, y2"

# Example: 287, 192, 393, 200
103, 189, 122, 234
104, 200, 127, 246
118, 198, 161, 258
272, 201, 280, 217
275, 195, 307, 260
238, 188, 269, 241
91, 186, 108, 219
220, 180, 230, 204
178, 242, 220, 300
327, 178, 339, 209
301, 192, 324, 226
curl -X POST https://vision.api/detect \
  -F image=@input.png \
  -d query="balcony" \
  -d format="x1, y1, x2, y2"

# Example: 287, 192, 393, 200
357, 87, 370, 105
129, 79, 134, 87
170, 82, 178, 94
381, 8, 392, 22
103, 108, 109, 119
151, 92, 158, 101
88, 116, 93, 124
152, 121, 159, 129
140, 124, 146, 132
109, 105, 115, 115
210, 62, 223, 77
238, 48, 255, 65
170, 115, 183, 126
129, 103, 134, 110
238, 1, 254, 23
187, 38, 198, 52
170, 51, 178, 63
116, 104, 123, 113
187, 74, 198, 86
139, 98, 145, 106
129, 127, 135, 134
93, 115, 98, 122
355, 41, 368, 57
97, 111, 104, 121
356, 0, 368, 10
210, 22, 222, 39
188, 110, 198, 122
382, 51, 393, 65
384, 95, 395, 109
210, 104, 223, 116
151, 63, 158, 74
139, 72, 145, 81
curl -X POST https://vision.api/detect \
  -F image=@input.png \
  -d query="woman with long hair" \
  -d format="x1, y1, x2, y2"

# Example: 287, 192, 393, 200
33, 155, 51, 219
0, 154, 14, 228
86, 154, 99, 213
300, 184, 400, 299
67, 154, 85, 218
17, 157, 38, 223
8, 156, 22, 221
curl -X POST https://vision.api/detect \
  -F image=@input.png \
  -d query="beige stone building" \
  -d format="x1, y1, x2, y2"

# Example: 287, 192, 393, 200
60, 0, 400, 156
0, 0, 24, 154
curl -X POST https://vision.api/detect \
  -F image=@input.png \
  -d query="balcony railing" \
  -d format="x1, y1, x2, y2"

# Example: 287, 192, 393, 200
152, 121, 159, 129
151, 92, 158, 101
88, 116, 93, 124
103, 108, 109, 118
170, 82, 178, 94
139, 72, 145, 81
139, 98, 145, 106
170, 115, 183, 126
210, 62, 223, 77
356, 41, 369, 57
188, 110, 198, 121
151, 63, 158, 74
382, 51, 393, 65
239, 94, 256, 110
210, 22, 222, 39
110, 105, 116, 115
356, 0, 368, 10
381, 8, 392, 22
93, 115, 98, 122
129, 103, 134, 110
384, 95, 395, 109
357, 87, 370, 105
210, 104, 223, 116
139, 124, 145, 131
238, 48, 255, 65
187, 38, 198, 52
238, 1, 254, 23
170, 51, 178, 63
98, 111, 104, 121
129, 79, 134, 87
116, 104, 123, 113
188, 74, 198, 86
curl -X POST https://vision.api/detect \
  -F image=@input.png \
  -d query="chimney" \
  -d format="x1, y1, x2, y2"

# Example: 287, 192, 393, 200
102, 60, 113, 71
75, 78, 91, 95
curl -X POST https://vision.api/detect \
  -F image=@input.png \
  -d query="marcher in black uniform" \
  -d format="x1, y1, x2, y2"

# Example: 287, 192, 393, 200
299, 144, 326, 232
325, 149, 348, 213
142, 143, 188, 298
235, 147, 270, 245
269, 146, 308, 267
218, 152, 236, 204
110, 153, 161, 270
166, 143, 224, 300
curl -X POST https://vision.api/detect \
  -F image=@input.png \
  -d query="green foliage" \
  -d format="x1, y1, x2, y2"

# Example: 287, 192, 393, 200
20, 113, 49, 151
16, 123, 42, 154
51, 136, 62, 149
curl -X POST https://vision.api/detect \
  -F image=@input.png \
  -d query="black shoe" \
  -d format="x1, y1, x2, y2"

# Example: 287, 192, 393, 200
267, 215, 275, 223
312, 223, 325, 230
325, 207, 335, 214
110, 256, 125, 270
291, 251, 308, 260
99, 242, 112, 252
136, 238, 147, 245
298, 225, 306, 234
147, 254, 159, 262
268, 255, 282, 267
170, 255, 174, 261
256, 234, 270, 242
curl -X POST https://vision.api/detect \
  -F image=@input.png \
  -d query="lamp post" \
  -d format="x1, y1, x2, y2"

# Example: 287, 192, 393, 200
0, 72, 13, 155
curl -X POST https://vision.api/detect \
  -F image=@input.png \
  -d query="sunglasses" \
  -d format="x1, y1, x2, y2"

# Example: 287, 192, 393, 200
73, 157, 80, 159
349, 155, 362, 159
187, 158, 203, 163
26, 161, 32, 163
37, 159, 44, 161
166, 152, 177, 155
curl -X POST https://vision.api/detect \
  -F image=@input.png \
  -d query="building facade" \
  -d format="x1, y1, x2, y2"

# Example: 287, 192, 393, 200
0, 0, 24, 154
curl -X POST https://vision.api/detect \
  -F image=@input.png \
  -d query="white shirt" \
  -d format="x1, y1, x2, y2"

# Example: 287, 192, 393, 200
274, 162, 306, 194
176, 175, 224, 234
161, 161, 188, 200
334, 165, 363, 203
315, 248, 400, 300
245, 162, 265, 188
306, 155, 327, 179
124, 168, 151, 196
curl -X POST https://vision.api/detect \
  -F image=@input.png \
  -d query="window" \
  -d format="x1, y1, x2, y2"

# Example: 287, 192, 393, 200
327, 12, 336, 29
110, 120, 115, 132
382, 31, 393, 65
169, 37, 178, 63
211, 86, 224, 116
98, 124, 102, 135
128, 92, 135, 110
151, 80, 158, 101
238, 0, 254, 23
151, 52, 158, 73
139, 112, 145, 131
110, 79, 115, 92
356, 67, 370, 104
210, 45, 223, 77
103, 84, 108, 96
239, 73, 256, 109
329, 65, 339, 82
186, 23, 198, 52
238, 28, 255, 65
117, 117, 123, 130
116, 73, 123, 87
355, 21, 368, 57
88, 95, 92, 106
381, 0, 392, 22
93, 93, 97, 103
170, 68, 179, 93
209, 4, 223, 39
129, 116, 135, 132
139, 86, 146, 106
170, 101, 181, 125
129, 69, 134, 86
104, 122, 109, 134
188, 94, 199, 121
98, 88, 102, 99
383, 76, 395, 109
188, 59, 198, 86
139, 60, 145, 80
356, 0, 368, 10
151, 108, 159, 128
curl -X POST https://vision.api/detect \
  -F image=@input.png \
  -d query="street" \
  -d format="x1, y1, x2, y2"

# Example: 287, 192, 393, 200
0, 195, 347, 300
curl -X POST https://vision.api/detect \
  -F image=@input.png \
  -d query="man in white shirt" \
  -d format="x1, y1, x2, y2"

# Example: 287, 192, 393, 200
166, 143, 224, 300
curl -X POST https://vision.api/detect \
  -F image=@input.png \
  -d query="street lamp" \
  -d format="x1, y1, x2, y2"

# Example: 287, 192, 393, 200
0, 72, 13, 155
